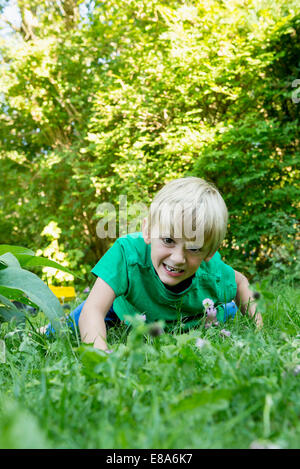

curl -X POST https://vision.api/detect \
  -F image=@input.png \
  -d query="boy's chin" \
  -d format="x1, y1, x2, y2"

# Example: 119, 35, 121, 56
161, 277, 184, 286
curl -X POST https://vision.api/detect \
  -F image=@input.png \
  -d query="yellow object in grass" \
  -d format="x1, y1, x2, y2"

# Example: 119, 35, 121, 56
49, 285, 76, 303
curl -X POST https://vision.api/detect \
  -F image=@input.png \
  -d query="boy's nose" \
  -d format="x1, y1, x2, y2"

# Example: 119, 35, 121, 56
170, 247, 186, 265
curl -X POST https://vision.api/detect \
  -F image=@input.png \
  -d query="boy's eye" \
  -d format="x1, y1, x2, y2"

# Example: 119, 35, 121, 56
162, 237, 174, 245
187, 248, 202, 253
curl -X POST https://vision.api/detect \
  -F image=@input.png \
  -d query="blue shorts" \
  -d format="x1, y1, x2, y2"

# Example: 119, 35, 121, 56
222, 301, 238, 321
45, 300, 238, 336
45, 302, 120, 336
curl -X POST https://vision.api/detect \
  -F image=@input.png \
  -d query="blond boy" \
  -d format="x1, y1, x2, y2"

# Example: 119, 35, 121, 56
78, 177, 262, 351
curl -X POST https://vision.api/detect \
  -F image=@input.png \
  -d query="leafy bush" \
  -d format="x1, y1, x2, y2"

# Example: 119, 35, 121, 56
0, 1, 299, 284
191, 14, 300, 279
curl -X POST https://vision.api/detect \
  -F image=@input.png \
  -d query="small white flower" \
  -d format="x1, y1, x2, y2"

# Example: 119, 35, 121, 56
220, 329, 231, 337
202, 298, 214, 308
203, 298, 219, 329
140, 314, 146, 322
293, 365, 300, 376
38, 326, 48, 335
195, 338, 208, 349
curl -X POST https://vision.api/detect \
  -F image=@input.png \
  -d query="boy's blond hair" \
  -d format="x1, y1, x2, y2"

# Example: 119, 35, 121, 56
146, 177, 228, 257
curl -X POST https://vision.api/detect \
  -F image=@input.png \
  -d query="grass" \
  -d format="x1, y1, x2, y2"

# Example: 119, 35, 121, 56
0, 280, 299, 449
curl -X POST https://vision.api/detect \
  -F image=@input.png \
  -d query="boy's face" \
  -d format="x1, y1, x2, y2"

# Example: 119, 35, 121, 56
142, 219, 214, 286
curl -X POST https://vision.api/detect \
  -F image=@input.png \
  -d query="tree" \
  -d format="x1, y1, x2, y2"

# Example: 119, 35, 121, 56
0, 0, 299, 285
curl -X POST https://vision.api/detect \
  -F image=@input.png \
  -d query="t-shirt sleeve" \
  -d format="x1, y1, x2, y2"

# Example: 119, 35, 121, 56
91, 240, 129, 297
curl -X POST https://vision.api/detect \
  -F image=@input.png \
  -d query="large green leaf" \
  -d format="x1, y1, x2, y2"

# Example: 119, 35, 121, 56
0, 245, 35, 256
15, 254, 78, 278
0, 285, 39, 308
0, 267, 64, 330
0, 245, 81, 279
0, 294, 25, 323
0, 252, 21, 269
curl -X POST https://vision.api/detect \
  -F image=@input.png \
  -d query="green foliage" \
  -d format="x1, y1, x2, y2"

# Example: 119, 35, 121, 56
0, 0, 299, 285
0, 399, 50, 449
0, 280, 299, 448
0, 3, 299, 449
191, 13, 300, 278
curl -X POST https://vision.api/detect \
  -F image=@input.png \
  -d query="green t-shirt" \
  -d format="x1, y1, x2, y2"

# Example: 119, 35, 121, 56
91, 232, 237, 327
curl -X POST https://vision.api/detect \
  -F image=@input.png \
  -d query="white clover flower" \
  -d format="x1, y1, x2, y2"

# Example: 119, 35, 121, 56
206, 306, 217, 319
203, 298, 219, 329
202, 298, 214, 309
235, 340, 246, 348
220, 329, 231, 337
195, 338, 209, 349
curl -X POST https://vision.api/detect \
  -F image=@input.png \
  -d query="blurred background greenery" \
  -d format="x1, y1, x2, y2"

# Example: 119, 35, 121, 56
0, 0, 299, 288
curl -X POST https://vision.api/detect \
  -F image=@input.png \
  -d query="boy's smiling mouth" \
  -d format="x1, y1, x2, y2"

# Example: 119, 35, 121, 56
162, 262, 185, 276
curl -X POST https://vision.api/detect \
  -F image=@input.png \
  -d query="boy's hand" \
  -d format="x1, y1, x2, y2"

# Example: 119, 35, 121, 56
248, 302, 263, 329
235, 270, 263, 329
255, 313, 263, 329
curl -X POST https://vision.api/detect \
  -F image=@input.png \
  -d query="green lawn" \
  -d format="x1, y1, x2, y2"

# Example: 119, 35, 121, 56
0, 281, 299, 449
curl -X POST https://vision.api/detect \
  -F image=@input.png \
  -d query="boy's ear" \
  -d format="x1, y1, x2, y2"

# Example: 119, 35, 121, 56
204, 251, 216, 262
142, 217, 151, 244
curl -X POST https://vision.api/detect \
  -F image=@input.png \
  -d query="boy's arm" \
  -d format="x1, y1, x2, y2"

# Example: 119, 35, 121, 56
234, 270, 263, 329
78, 277, 116, 351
